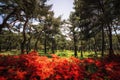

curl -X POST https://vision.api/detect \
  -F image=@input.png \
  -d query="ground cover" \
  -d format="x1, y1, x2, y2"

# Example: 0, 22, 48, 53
0, 51, 120, 80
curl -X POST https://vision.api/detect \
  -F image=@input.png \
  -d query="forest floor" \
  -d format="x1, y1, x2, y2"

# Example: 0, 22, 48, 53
0, 51, 120, 80
0, 50, 119, 58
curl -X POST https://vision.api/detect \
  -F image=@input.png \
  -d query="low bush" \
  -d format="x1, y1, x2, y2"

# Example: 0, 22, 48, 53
0, 51, 120, 80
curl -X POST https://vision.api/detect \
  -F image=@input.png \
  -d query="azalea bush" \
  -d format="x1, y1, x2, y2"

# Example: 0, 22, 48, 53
0, 51, 120, 80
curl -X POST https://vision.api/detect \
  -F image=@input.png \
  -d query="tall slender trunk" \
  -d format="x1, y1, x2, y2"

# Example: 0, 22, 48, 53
73, 31, 77, 57
97, 0, 114, 56
80, 40, 83, 58
6, 36, 11, 51
0, 46, 1, 52
113, 26, 120, 47
108, 25, 114, 56
44, 33, 47, 54
101, 25, 105, 57
94, 37, 98, 57
26, 35, 32, 54
51, 39, 55, 54
52, 34, 55, 53
34, 39, 39, 51
34, 31, 42, 51
21, 18, 28, 54
88, 40, 91, 51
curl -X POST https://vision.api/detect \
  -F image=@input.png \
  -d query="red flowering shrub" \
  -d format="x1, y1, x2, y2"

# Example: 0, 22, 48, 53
49, 57, 85, 80
0, 51, 85, 80
102, 55, 120, 80
75, 55, 120, 80
0, 51, 120, 80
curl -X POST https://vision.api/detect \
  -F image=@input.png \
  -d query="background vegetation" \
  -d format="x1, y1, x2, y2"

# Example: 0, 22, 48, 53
0, 0, 120, 58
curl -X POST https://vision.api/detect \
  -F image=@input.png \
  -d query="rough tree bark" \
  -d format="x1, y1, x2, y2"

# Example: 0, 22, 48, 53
21, 18, 28, 54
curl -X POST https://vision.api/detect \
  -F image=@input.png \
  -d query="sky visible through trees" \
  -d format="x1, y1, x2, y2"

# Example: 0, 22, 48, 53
46, 0, 74, 20
0, 0, 119, 55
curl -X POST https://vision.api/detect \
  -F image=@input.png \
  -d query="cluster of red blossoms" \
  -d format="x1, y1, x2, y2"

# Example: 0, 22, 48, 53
0, 51, 120, 80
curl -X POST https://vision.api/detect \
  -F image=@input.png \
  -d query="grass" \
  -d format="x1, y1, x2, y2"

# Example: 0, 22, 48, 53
1, 49, 119, 59
0, 50, 20, 55
0, 49, 105, 58
0, 49, 100, 58
55, 50, 102, 58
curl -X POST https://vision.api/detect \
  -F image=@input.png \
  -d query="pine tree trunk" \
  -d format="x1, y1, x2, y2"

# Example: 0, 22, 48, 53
80, 41, 83, 58
94, 37, 97, 57
44, 33, 47, 54
34, 39, 39, 51
51, 40, 55, 54
73, 32, 77, 57
101, 26, 105, 57
113, 26, 120, 48
108, 25, 114, 56
20, 18, 28, 54
26, 35, 32, 54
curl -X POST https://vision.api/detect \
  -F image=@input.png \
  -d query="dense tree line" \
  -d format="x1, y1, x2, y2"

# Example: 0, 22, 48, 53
0, 0, 120, 57
68, 0, 120, 57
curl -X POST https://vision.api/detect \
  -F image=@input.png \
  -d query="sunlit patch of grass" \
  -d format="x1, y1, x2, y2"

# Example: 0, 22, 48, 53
0, 49, 103, 58
56, 50, 74, 58
78, 51, 102, 58
56, 50, 102, 58
0, 50, 20, 55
